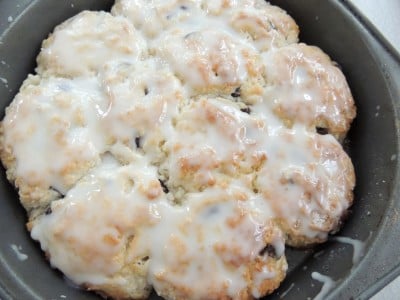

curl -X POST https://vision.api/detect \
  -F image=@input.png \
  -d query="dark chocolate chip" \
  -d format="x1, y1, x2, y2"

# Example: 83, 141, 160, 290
50, 186, 64, 197
159, 179, 169, 193
316, 127, 329, 135
45, 206, 52, 215
240, 107, 251, 114
231, 87, 241, 98
268, 20, 277, 30
184, 32, 196, 39
144, 87, 149, 95
180, 5, 188, 10
135, 136, 142, 149
259, 244, 278, 259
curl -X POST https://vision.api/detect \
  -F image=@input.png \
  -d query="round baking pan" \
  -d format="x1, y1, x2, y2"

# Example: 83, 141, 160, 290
0, 1, 399, 299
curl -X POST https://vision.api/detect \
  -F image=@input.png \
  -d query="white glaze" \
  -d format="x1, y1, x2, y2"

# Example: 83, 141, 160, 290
260, 43, 355, 138
31, 155, 165, 285
10, 244, 28, 261
311, 272, 335, 300
37, 11, 146, 77
146, 190, 273, 298
2, 76, 108, 194
332, 236, 365, 265
153, 25, 258, 91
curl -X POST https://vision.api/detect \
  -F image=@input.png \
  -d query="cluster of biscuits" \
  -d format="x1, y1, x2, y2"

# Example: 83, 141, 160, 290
0, 0, 356, 299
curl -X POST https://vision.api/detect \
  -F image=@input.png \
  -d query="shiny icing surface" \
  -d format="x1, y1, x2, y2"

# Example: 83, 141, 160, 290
0, 0, 356, 299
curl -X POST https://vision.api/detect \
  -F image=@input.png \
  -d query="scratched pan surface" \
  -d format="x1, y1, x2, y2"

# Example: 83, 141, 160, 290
0, 0, 400, 299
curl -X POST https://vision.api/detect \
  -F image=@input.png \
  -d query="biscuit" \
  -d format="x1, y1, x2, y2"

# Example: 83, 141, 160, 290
37, 11, 146, 77
260, 43, 356, 140
0, 75, 106, 215
254, 129, 355, 247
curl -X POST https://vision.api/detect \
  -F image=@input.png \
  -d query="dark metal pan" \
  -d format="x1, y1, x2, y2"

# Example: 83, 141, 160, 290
0, 0, 399, 299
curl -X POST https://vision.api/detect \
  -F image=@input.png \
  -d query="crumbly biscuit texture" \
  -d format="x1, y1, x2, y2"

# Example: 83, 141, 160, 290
36, 11, 146, 77
0, 75, 107, 214
0, 1, 356, 300
260, 43, 356, 140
